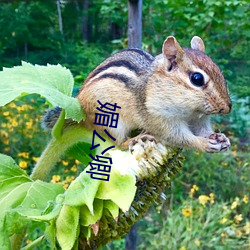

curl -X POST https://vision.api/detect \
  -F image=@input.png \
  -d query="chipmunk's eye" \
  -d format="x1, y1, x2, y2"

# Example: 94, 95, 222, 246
190, 72, 204, 87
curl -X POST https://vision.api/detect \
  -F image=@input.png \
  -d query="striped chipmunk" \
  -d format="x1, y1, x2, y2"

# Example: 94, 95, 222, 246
43, 36, 232, 153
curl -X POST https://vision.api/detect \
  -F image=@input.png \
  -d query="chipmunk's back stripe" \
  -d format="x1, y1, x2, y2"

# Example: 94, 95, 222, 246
91, 60, 140, 79
123, 48, 154, 62
96, 73, 130, 85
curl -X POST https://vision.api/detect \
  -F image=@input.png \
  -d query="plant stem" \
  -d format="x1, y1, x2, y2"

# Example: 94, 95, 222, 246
30, 125, 93, 181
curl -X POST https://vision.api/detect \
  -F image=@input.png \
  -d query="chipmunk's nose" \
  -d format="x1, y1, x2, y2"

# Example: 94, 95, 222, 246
219, 101, 232, 114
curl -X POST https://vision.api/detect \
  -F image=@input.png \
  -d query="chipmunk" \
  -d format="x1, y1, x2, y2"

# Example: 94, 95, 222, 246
44, 36, 232, 153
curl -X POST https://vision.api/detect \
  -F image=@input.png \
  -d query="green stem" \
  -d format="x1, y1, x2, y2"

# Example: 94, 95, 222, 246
10, 229, 26, 250
30, 126, 93, 181
30, 125, 114, 181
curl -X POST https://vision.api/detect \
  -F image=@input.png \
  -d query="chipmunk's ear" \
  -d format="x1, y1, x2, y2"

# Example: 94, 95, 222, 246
191, 36, 205, 52
162, 36, 184, 63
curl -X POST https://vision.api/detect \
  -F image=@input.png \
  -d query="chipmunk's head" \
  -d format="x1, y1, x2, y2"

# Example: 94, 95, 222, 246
158, 36, 232, 115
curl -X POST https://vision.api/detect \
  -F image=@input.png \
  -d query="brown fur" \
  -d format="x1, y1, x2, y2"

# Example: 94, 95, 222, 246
77, 36, 231, 152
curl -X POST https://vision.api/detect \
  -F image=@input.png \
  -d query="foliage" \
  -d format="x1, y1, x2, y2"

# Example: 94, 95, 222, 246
0, 0, 249, 98
0, 0, 249, 249
0, 62, 84, 121
0, 62, 182, 249
137, 193, 249, 249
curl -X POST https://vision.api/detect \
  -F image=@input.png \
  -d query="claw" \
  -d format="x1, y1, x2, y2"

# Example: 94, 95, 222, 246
207, 133, 230, 152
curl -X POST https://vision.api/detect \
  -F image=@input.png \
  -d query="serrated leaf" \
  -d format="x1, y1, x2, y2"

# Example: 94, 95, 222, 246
0, 182, 32, 218
0, 62, 85, 121
56, 205, 80, 250
80, 199, 103, 226
0, 176, 31, 201
0, 154, 30, 181
66, 142, 96, 166
64, 169, 101, 214
20, 181, 64, 212
96, 170, 136, 212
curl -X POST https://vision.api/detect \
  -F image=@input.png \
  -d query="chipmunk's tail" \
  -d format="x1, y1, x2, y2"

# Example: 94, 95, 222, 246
41, 106, 62, 130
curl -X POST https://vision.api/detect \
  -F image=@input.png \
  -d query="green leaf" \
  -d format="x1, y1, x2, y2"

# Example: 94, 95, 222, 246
20, 181, 64, 213
56, 205, 80, 250
0, 182, 32, 218
0, 62, 85, 122
64, 169, 101, 214
66, 142, 96, 166
0, 231, 10, 250
96, 169, 136, 212
0, 154, 65, 243
45, 220, 56, 249
103, 200, 119, 219
0, 154, 30, 181
0, 176, 32, 201
79, 199, 103, 226
26, 196, 63, 222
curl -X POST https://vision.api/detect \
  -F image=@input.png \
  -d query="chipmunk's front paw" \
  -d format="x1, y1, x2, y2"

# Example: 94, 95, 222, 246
129, 134, 156, 152
206, 133, 230, 152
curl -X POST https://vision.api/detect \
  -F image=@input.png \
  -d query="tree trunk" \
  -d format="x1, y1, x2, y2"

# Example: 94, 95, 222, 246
56, 0, 63, 36
125, 223, 137, 250
82, 0, 89, 41
128, 0, 142, 48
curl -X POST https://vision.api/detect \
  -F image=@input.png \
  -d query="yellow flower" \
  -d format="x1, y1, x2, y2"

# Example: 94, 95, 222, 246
244, 221, 250, 234
3, 111, 9, 116
179, 247, 186, 250
232, 150, 237, 156
18, 152, 30, 159
62, 160, 69, 166
221, 162, 228, 167
182, 207, 192, 217
194, 238, 201, 247
75, 159, 81, 165
9, 102, 16, 108
220, 217, 228, 224
0, 130, 8, 138
11, 119, 18, 127
32, 157, 39, 162
243, 195, 248, 204
221, 232, 227, 238
19, 161, 28, 169
209, 193, 215, 204
189, 184, 199, 197
236, 229, 242, 237
234, 214, 243, 224
66, 176, 75, 182
51, 175, 61, 183
63, 182, 69, 189
26, 121, 33, 129
198, 195, 210, 206
26, 239, 32, 244
71, 165, 77, 172
3, 138, 9, 145
231, 198, 240, 209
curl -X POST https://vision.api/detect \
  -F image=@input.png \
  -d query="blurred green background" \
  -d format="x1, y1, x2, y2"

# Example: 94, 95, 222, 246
0, 0, 249, 249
